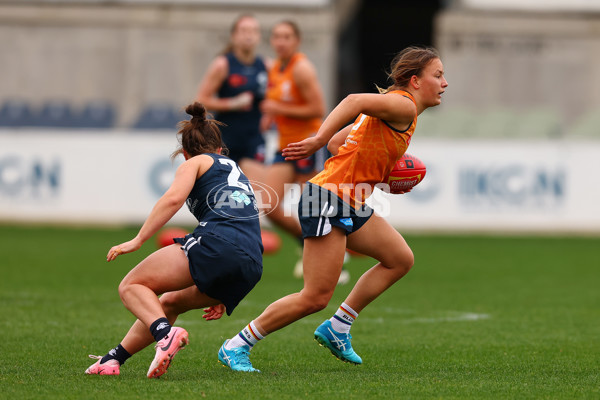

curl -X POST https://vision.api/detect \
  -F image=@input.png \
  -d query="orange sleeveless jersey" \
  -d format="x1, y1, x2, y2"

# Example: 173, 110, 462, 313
310, 90, 417, 209
266, 53, 322, 150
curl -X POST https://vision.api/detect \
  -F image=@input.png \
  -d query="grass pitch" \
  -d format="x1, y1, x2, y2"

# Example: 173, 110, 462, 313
0, 224, 598, 399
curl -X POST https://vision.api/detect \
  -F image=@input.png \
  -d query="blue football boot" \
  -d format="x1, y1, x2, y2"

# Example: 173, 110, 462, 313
218, 340, 260, 372
314, 320, 362, 364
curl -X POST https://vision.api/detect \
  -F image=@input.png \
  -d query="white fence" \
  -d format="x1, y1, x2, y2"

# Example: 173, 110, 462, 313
1, 130, 599, 233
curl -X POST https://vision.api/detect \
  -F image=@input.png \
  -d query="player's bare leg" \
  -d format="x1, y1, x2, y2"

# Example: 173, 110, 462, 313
219, 228, 346, 372
312, 214, 413, 364
344, 214, 414, 313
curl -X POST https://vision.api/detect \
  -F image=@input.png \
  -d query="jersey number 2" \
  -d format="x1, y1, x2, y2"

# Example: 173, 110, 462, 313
219, 158, 255, 194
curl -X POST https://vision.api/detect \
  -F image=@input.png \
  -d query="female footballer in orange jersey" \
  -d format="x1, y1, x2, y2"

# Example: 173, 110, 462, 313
218, 46, 447, 372
259, 20, 325, 248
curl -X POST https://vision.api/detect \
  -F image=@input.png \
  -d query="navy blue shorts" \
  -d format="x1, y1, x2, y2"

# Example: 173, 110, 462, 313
174, 233, 262, 316
225, 134, 265, 164
272, 152, 315, 174
298, 183, 373, 238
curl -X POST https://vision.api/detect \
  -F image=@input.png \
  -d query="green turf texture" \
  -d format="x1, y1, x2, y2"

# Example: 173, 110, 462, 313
1, 224, 598, 399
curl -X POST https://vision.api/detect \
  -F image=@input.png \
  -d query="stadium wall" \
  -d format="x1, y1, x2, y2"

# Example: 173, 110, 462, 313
434, 8, 600, 131
2, 130, 599, 234
0, 1, 356, 126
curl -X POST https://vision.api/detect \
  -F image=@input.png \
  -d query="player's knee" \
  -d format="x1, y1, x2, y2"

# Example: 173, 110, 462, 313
387, 247, 414, 276
301, 292, 331, 314
311, 299, 329, 313
117, 280, 131, 302
398, 248, 414, 275
159, 292, 179, 314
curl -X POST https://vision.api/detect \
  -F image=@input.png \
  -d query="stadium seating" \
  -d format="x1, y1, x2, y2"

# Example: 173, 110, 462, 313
132, 104, 187, 130
0, 98, 578, 140
0, 99, 117, 129
417, 106, 563, 139
0, 100, 35, 127
34, 101, 76, 128
512, 108, 561, 139
414, 109, 445, 137
75, 101, 116, 128
470, 109, 513, 138
569, 109, 600, 139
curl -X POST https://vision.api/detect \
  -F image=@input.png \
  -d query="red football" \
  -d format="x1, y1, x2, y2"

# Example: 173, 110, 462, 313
156, 227, 188, 248
261, 230, 282, 255
385, 153, 426, 194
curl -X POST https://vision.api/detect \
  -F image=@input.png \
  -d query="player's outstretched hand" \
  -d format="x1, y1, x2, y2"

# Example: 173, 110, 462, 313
202, 304, 226, 321
107, 238, 143, 262
282, 137, 323, 160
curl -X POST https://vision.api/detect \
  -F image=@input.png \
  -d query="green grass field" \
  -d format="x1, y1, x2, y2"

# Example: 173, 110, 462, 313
1, 224, 598, 399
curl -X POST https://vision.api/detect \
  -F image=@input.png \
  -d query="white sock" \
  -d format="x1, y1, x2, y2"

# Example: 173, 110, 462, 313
225, 320, 265, 350
329, 303, 358, 334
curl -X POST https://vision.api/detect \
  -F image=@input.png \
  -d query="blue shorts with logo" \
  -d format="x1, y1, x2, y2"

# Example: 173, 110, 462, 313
173, 232, 262, 316
298, 182, 373, 238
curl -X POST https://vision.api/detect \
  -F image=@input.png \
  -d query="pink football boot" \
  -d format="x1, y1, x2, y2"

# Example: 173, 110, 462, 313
85, 355, 120, 375
147, 327, 189, 378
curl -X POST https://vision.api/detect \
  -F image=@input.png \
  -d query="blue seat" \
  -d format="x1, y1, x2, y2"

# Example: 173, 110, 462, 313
75, 101, 116, 128
0, 100, 35, 127
35, 101, 76, 128
132, 104, 187, 130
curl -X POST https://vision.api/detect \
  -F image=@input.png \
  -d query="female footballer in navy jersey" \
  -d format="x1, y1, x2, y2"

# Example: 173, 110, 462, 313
196, 14, 269, 183
85, 102, 263, 379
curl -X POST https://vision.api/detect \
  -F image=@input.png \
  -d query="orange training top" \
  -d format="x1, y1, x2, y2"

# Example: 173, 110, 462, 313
266, 52, 322, 150
309, 90, 417, 209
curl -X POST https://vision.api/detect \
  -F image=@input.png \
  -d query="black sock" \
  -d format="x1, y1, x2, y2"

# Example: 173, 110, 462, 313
149, 317, 171, 342
101, 343, 132, 365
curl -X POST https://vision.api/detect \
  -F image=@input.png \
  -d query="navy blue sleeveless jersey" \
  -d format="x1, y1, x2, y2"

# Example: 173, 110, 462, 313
215, 53, 267, 145
185, 153, 263, 264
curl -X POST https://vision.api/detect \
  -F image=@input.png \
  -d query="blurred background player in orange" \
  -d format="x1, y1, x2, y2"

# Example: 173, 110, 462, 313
196, 14, 269, 183
259, 20, 327, 278
218, 46, 448, 372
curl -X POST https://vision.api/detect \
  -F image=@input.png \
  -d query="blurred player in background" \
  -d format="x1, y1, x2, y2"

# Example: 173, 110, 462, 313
85, 102, 263, 378
258, 20, 330, 279
218, 46, 448, 372
196, 14, 269, 183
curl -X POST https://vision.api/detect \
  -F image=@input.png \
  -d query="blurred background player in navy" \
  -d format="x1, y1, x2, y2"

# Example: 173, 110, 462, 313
196, 14, 269, 184
85, 102, 263, 379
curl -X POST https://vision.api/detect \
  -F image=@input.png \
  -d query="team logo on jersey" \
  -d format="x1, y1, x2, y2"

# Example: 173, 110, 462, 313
228, 74, 248, 88
230, 190, 252, 206
206, 180, 279, 220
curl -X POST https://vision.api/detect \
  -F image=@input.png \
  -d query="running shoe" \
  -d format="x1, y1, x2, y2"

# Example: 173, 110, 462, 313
314, 320, 362, 364
85, 355, 120, 375
147, 326, 189, 378
218, 340, 260, 372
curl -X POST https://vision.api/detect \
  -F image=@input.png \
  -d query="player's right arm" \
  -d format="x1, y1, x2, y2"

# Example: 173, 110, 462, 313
196, 56, 252, 112
327, 124, 352, 155
107, 155, 214, 261
283, 92, 415, 160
